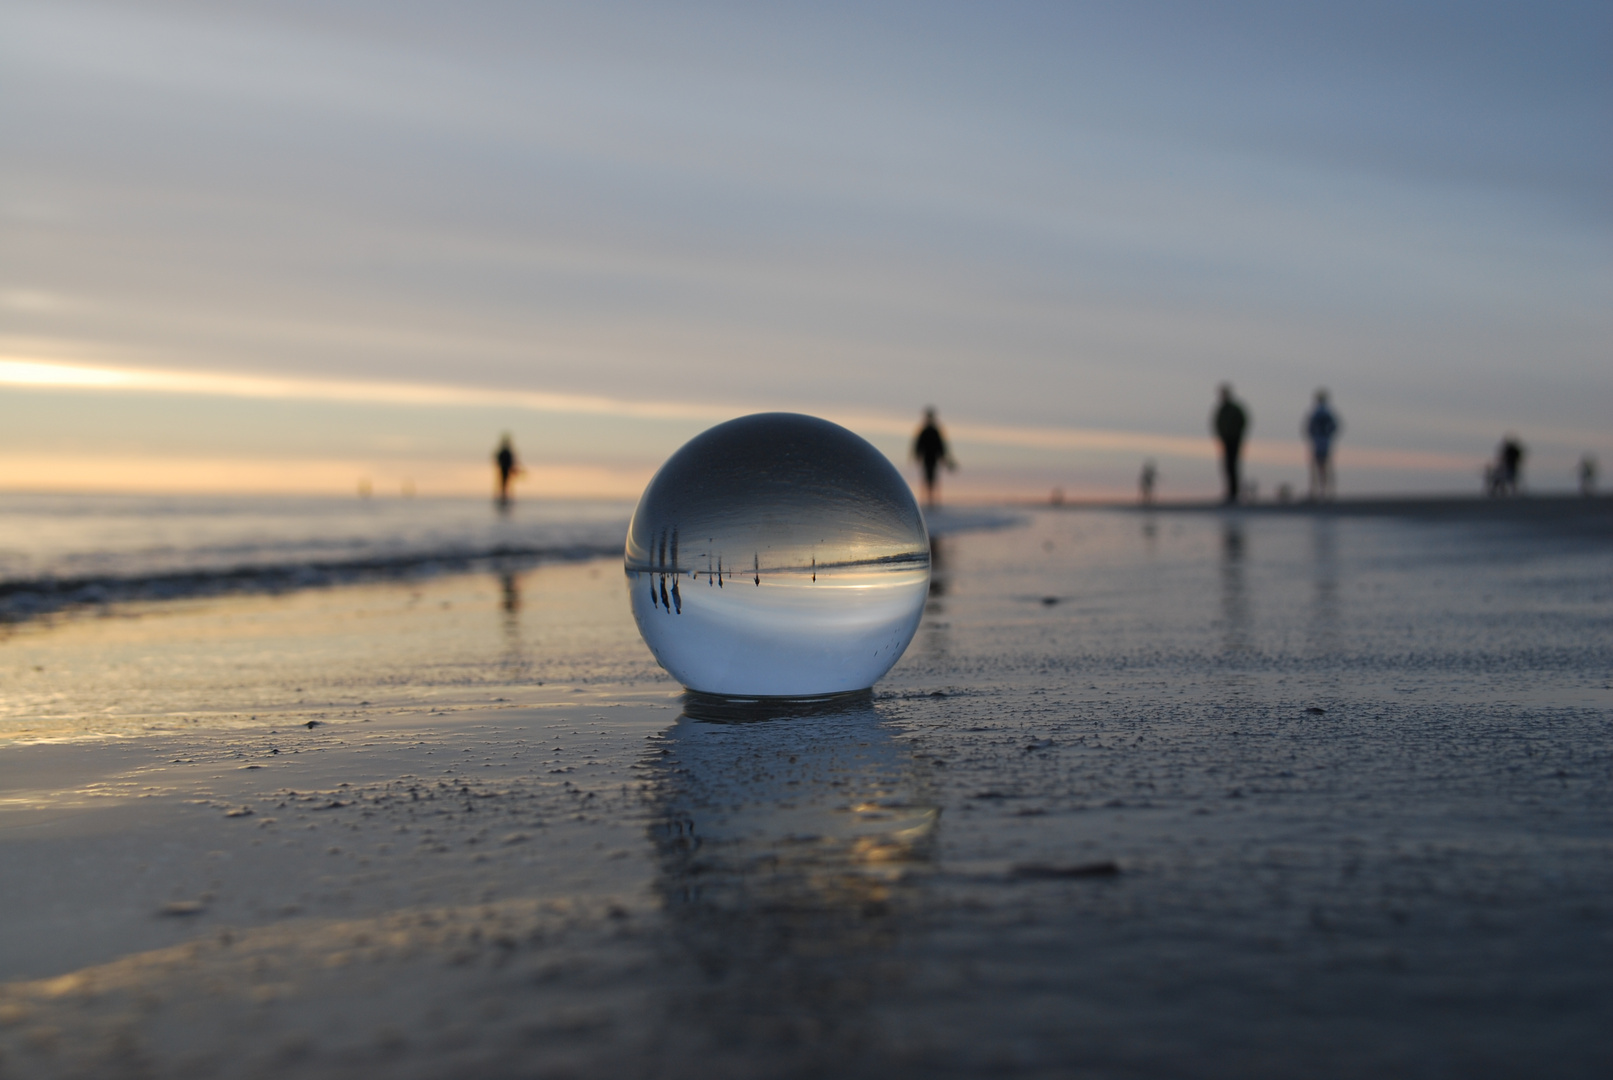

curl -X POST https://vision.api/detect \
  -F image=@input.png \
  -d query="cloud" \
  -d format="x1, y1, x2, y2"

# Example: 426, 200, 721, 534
2, 2, 1605, 497
0, 355, 1481, 481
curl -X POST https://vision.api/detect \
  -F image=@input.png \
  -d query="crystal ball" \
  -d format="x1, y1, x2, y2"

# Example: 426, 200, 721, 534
626, 413, 930, 697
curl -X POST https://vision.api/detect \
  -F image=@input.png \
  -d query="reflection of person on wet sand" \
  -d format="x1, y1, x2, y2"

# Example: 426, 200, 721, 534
493, 434, 523, 506
912, 408, 956, 508
928, 535, 947, 598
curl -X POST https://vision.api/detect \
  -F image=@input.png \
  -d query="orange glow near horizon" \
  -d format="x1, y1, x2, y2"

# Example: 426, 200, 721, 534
0, 356, 1490, 497
0, 453, 656, 499
0, 356, 735, 422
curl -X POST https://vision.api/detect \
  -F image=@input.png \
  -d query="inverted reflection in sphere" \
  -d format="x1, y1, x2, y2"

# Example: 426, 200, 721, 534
625, 413, 930, 697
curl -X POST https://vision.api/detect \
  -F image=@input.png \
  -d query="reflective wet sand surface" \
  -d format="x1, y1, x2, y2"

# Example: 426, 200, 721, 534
1, 503, 1609, 1078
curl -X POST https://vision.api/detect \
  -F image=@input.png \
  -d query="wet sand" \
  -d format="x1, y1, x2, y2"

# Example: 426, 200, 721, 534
1118, 492, 1613, 533
1, 501, 1609, 1078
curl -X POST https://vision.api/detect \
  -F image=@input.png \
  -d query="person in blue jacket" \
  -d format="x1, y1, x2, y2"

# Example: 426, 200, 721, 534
1304, 390, 1341, 501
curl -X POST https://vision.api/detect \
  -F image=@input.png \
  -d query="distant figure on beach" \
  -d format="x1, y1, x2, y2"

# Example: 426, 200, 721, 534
1303, 390, 1341, 501
1500, 436, 1524, 496
494, 434, 521, 506
912, 407, 955, 508
1138, 461, 1157, 505
1211, 384, 1248, 504
1579, 455, 1598, 496
1486, 436, 1525, 496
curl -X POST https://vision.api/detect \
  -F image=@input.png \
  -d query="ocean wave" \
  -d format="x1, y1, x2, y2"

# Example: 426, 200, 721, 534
0, 541, 619, 623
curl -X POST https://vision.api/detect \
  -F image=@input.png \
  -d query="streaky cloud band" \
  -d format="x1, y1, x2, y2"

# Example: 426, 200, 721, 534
0, 355, 1481, 474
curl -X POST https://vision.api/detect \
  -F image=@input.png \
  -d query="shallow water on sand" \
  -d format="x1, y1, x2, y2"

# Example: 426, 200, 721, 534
0, 493, 631, 621
1, 505, 1609, 1078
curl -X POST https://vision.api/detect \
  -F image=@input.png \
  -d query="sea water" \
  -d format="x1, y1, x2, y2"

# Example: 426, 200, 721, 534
0, 492, 629, 619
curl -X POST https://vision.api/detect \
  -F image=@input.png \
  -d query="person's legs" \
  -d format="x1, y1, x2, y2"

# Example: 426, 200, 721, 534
923, 460, 939, 507
1310, 450, 1330, 500
1221, 441, 1241, 503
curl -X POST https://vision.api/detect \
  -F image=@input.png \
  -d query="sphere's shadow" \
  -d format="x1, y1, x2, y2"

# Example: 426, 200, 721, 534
678, 688, 876, 723
644, 691, 939, 1057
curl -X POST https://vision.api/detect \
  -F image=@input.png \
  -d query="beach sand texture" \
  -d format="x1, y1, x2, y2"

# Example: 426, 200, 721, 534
1, 501, 1609, 1078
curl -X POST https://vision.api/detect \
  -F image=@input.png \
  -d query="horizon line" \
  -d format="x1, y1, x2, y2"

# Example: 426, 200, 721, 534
0, 355, 1500, 476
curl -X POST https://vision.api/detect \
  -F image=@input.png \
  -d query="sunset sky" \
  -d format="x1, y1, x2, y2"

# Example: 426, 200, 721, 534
2, 1, 1608, 499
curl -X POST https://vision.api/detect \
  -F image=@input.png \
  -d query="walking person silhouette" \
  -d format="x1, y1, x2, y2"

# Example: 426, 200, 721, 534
1211, 385, 1249, 505
1498, 436, 1525, 496
493, 433, 522, 508
912, 407, 955, 508
1138, 460, 1157, 505
1304, 390, 1341, 501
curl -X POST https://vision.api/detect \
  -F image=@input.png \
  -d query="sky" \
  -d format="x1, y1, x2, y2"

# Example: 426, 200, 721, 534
2, 0, 1608, 499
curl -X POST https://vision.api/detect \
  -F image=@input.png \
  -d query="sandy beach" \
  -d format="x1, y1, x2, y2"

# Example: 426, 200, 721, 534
1, 498, 1609, 1078
7, 3, 1607, 1074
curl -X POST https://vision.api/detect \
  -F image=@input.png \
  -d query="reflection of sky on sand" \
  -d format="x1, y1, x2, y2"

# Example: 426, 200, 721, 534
1306, 518, 1342, 659
645, 696, 937, 1046
0, 559, 652, 744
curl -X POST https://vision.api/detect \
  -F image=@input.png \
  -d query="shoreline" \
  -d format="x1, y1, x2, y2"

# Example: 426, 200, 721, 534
1041, 492, 1613, 530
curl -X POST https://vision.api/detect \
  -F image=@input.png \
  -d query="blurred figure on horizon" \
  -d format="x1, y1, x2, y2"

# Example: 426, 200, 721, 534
494, 433, 522, 507
1303, 389, 1341, 501
1487, 435, 1525, 496
1211, 384, 1249, 505
1578, 454, 1597, 496
912, 407, 955, 508
1139, 460, 1157, 505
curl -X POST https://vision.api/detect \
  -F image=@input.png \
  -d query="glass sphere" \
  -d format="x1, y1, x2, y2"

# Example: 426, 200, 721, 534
625, 413, 930, 697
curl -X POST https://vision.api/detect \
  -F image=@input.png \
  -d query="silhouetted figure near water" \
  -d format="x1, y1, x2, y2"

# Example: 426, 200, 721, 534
1487, 436, 1525, 497
1211, 385, 1248, 504
494, 434, 521, 507
1304, 390, 1341, 501
1580, 454, 1598, 496
1138, 460, 1157, 505
912, 407, 955, 508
